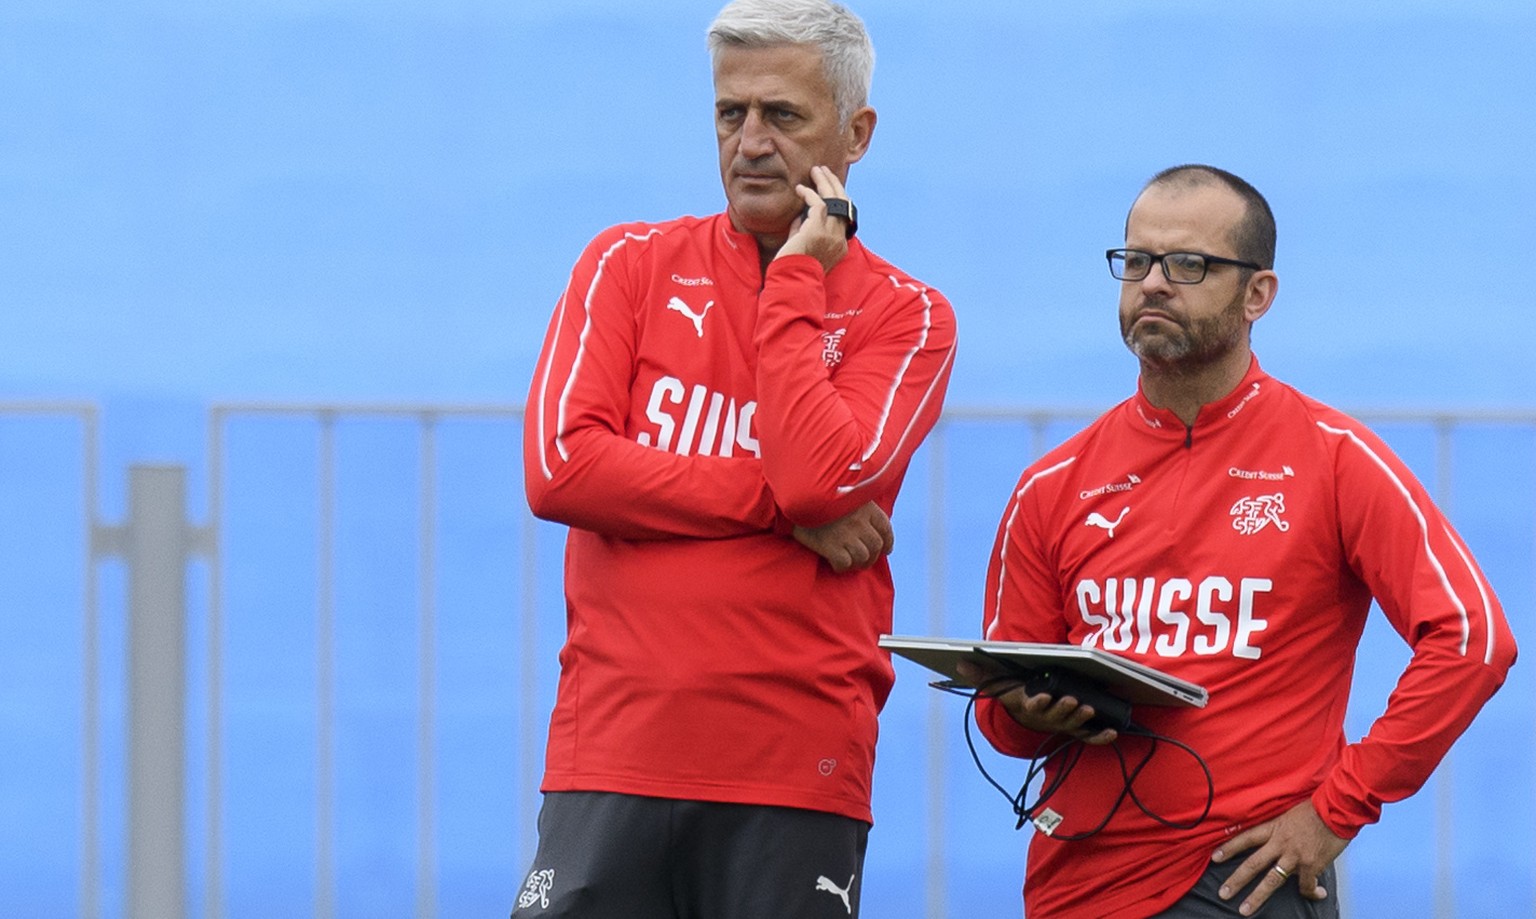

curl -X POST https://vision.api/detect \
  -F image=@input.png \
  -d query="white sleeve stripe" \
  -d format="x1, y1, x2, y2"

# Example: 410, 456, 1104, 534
533, 289, 570, 481
855, 277, 934, 465
1443, 522, 1500, 666
1316, 420, 1485, 659
541, 229, 659, 478
984, 456, 1076, 640
836, 337, 957, 495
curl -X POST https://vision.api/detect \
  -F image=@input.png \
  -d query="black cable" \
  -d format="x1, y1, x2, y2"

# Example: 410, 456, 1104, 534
933, 675, 1213, 840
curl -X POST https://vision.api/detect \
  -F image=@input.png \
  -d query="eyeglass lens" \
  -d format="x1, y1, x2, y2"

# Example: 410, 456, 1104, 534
1110, 250, 1209, 283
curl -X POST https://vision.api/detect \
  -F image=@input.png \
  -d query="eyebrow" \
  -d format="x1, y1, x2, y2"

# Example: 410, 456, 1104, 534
715, 95, 807, 114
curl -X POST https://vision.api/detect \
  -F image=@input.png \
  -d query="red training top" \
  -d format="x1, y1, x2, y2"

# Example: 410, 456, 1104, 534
978, 358, 1515, 918
525, 212, 957, 822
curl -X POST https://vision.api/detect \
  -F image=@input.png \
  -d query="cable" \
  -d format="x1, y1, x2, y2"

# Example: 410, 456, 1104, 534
933, 674, 1213, 840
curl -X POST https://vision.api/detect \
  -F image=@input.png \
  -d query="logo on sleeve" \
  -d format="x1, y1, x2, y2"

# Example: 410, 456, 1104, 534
666, 296, 716, 337
1230, 493, 1290, 535
821, 328, 848, 367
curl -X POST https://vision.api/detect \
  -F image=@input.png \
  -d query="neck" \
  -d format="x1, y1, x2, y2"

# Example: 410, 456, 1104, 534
755, 234, 784, 274
723, 208, 791, 274
1138, 347, 1252, 427
755, 241, 780, 273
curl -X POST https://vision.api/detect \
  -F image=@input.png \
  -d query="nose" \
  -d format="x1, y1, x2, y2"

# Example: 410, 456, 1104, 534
738, 108, 775, 159
1138, 257, 1176, 297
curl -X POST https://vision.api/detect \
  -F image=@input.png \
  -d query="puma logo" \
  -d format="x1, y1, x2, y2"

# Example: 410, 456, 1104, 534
1085, 507, 1129, 538
815, 874, 854, 914
666, 296, 716, 337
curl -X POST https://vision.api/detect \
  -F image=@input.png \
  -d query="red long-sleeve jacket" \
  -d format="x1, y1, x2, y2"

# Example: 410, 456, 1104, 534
525, 212, 956, 821
978, 358, 1515, 917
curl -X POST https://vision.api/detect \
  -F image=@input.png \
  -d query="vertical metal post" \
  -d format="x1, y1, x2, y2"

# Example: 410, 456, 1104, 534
317, 414, 337, 919
519, 492, 541, 871
1030, 414, 1050, 461
82, 407, 102, 919
125, 465, 190, 919
417, 415, 438, 919
924, 427, 948, 919
1433, 418, 1456, 919
205, 414, 225, 919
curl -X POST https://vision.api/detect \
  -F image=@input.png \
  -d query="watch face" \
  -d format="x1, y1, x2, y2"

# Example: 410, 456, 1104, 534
799, 197, 858, 239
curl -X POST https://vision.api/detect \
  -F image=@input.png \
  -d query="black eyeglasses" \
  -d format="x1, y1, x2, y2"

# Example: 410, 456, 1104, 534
1106, 249, 1262, 284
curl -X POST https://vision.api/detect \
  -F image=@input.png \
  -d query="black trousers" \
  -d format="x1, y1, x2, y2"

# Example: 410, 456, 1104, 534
511, 791, 870, 919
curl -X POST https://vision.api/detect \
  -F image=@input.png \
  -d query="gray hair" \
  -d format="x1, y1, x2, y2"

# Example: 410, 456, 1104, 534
707, 0, 875, 127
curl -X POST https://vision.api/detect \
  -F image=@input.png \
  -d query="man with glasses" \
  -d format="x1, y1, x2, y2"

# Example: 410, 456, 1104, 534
965, 164, 1514, 917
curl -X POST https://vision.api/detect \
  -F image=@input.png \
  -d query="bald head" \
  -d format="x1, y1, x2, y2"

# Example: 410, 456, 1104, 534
1133, 165, 1276, 271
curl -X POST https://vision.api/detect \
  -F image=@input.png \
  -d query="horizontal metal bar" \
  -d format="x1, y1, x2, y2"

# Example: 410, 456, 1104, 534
208, 403, 525, 420
940, 406, 1536, 425
204, 402, 1536, 427
0, 401, 98, 416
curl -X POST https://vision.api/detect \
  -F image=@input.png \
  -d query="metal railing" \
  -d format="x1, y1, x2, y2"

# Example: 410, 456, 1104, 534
4, 401, 1532, 918
204, 403, 541, 919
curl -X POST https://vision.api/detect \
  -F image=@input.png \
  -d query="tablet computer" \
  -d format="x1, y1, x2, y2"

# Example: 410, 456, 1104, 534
879, 634, 1208, 708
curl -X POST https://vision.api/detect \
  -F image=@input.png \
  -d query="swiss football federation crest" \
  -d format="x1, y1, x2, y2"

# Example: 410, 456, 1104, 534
821, 328, 847, 367
1230, 493, 1290, 535
516, 868, 555, 910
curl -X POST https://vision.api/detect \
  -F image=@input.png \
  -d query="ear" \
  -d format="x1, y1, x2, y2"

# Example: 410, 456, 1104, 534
843, 106, 877, 167
1243, 270, 1279, 323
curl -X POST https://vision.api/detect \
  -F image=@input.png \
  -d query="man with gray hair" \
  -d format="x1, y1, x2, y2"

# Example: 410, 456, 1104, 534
515, 0, 956, 915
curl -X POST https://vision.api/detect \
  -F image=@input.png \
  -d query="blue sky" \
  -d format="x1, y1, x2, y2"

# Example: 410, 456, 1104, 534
4, 0, 1533, 410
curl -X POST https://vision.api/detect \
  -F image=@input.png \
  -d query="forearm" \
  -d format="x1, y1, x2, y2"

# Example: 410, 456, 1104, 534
525, 424, 784, 540
1312, 645, 1510, 836
752, 254, 955, 524
975, 694, 1055, 759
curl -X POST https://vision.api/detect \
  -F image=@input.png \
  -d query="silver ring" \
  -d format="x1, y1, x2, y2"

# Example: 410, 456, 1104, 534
1270, 865, 1291, 881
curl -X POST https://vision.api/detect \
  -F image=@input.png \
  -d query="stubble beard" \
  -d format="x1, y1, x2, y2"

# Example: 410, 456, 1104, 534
725, 152, 798, 231
1122, 293, 1248, 375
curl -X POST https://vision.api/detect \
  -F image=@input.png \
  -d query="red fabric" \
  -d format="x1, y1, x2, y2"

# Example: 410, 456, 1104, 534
977, 358, 1516, 918
524, 213, 956, 822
